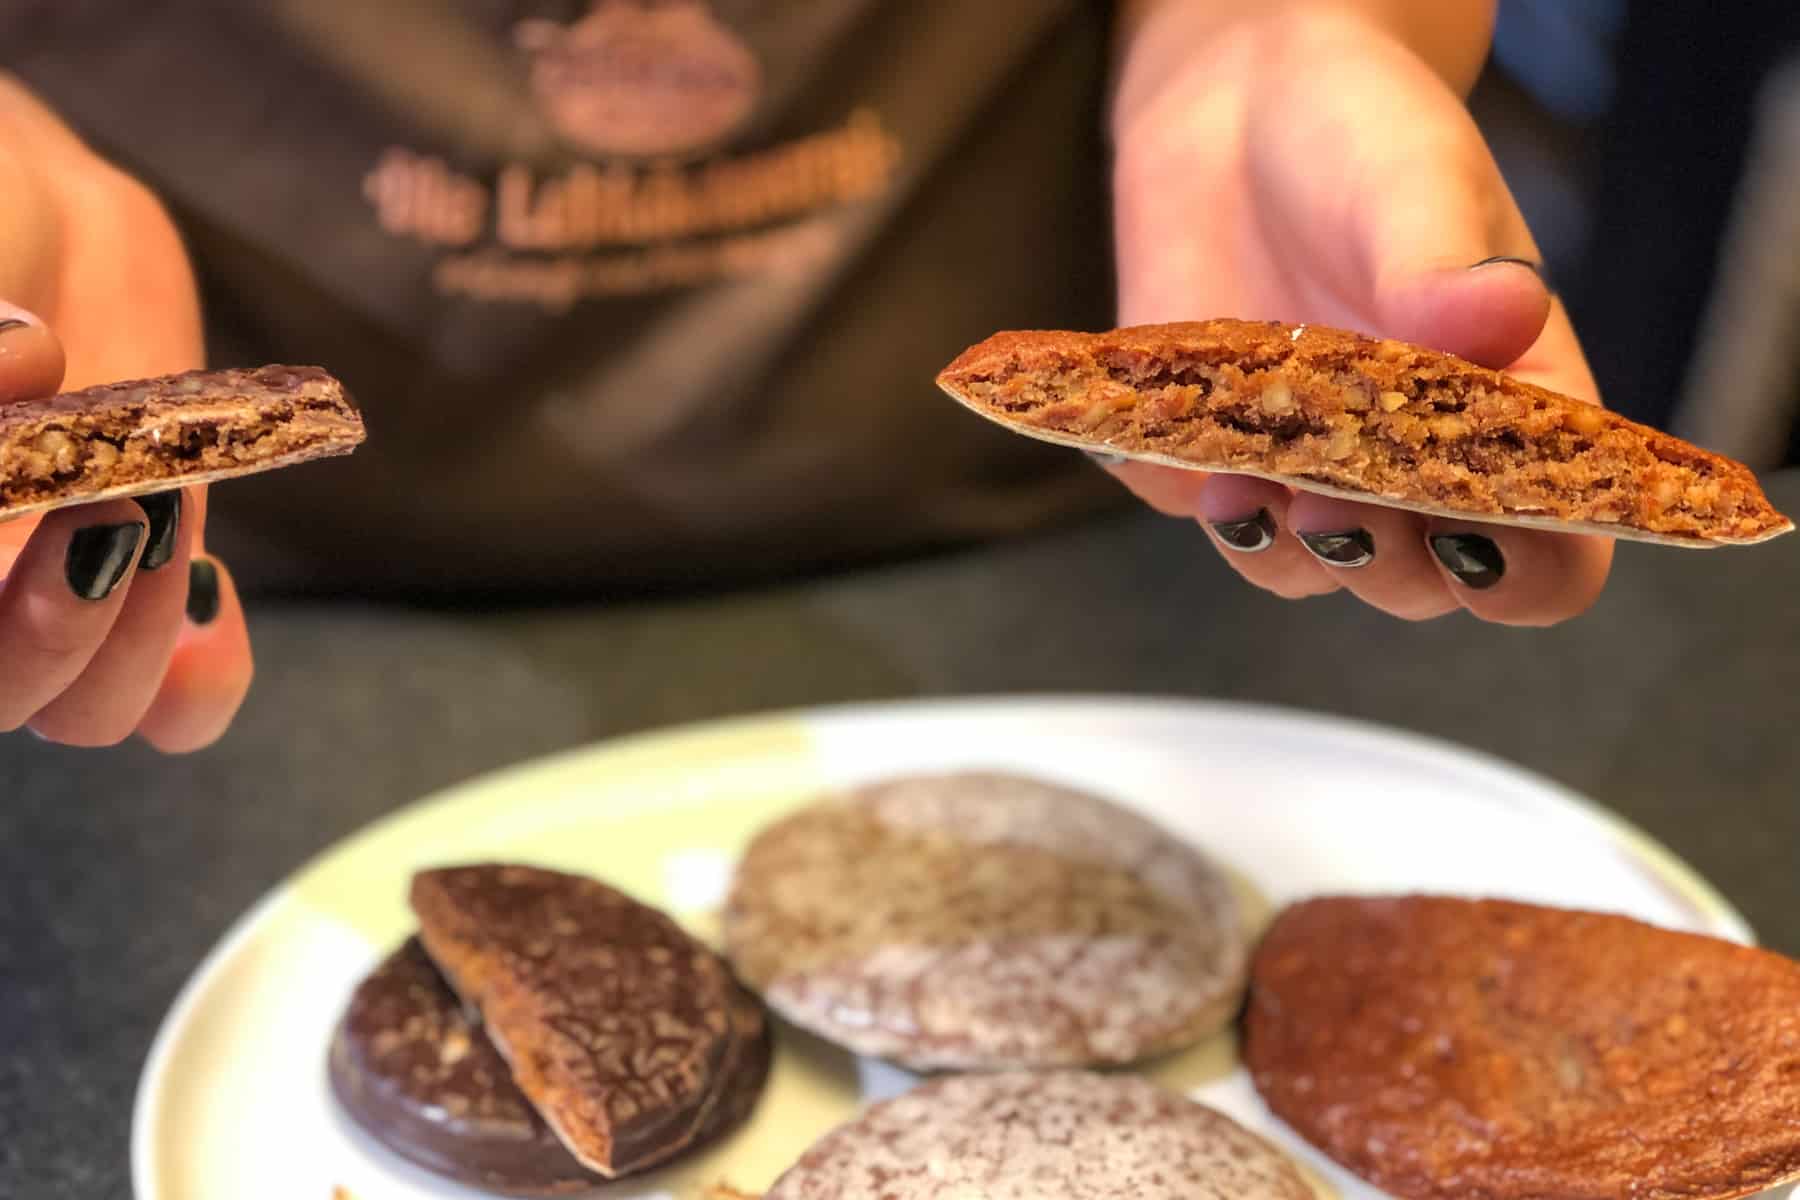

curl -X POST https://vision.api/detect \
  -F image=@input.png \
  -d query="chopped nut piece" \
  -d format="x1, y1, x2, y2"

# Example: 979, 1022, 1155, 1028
1564, 404, 1606, 437
1428, 414, 1471, 440
1260, 381, 1295, 415
33, 429, 77, 473
1378, 390, 1409, 412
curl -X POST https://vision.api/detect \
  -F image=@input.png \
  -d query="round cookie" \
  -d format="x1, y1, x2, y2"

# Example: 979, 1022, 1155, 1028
765, 1071, 1311, 1200
724, 771, 1248, 1070
329, 938, 770, 1194
1245, 895, 1800, 1200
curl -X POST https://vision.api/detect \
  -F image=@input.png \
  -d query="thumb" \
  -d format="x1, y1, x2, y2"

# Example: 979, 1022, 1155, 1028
0, 305, 65, 404
1355, 150, 1554, 370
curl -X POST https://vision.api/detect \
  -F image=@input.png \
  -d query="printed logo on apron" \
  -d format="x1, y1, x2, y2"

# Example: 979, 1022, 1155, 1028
360, 0, 902, 310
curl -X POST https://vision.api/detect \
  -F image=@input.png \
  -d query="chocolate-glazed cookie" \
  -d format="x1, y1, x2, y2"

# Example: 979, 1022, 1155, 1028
331, 936, 771, 1193
329, 938, 597, 1196
0, 365, 363, 521
724, 771, 1250, 1070
765, 1071, 1311, 1200
411, 864, 767, 1178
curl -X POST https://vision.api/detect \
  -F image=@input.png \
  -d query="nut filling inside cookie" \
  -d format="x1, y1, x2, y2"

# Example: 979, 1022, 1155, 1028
939, 322, 1791, 544
0, 364, 365, 523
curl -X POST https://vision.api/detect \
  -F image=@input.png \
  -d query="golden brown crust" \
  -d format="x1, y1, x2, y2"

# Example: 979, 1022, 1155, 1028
0, 365, 364, 519
1244, 895, 1800, 1200
937, 321, 1792, 545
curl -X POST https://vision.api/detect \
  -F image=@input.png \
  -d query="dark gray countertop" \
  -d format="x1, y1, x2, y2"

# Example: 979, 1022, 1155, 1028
6, 472, 1799, 1198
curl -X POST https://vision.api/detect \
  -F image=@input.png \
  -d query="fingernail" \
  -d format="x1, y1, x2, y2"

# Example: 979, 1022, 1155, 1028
1210, 509, 1276, 552
1431, 533, 1506, 589
1298, 529, 1375, 568
186, 557, 221, 625
66, 522, 146, 601
134, 493, 182, 571
1470, 255, 1543, 276
1084, 450, 1128, 468
1469, 255, 1556, 294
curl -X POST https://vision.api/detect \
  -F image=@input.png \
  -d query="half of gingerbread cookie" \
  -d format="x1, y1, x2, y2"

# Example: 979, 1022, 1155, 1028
938, 321, 1791, 547
329, 936, 769, 1196
411, 864, 767, 1179
0, 365, 363, 520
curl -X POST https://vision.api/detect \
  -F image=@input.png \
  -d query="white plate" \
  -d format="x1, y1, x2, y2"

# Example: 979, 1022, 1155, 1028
133, 697, 1767, 1200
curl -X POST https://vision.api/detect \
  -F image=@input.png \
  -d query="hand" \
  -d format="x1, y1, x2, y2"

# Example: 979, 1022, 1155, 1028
0, 75, 251, 749
1108, 5, 1612, 624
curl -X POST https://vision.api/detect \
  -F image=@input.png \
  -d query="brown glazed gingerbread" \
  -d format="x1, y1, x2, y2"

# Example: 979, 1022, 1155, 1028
764, 1071, 1311, 1200
329, 938, 599, 1196
937, 321, 1792, 546
411, 864, 765, 1178
330, 937, 769, 1194
0, 364, 363, 520
724, 771, 1248, 1070
1244, 895, 1800, 1200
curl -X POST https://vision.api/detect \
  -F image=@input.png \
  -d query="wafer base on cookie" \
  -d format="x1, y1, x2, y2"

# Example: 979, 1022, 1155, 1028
0, 365, 364, 520
937, 321, 1792, 547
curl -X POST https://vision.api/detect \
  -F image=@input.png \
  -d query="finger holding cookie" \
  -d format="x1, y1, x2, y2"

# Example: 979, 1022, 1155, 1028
0, 76, 312, 751
1104, 2, 1622, 626
26, 489, 195, 746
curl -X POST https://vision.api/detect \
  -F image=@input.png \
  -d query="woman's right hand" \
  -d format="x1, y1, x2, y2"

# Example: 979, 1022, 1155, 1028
0, 74, 252, 751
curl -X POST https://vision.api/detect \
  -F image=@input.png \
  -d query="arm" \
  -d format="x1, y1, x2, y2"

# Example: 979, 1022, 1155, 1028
1099, 0, 1614, 626
0, 74, 252, 749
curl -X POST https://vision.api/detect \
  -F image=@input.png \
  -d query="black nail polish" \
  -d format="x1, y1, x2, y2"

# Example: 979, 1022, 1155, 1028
1210, 509, 1276, 552
0, 318, 29, 335
1431, 533, 1506, 589
1084, 450, 1128, 468
66, 522, 145, 601
186, 558, 221, 625
134, 493, 182, 571
1299, 529, 1375, 568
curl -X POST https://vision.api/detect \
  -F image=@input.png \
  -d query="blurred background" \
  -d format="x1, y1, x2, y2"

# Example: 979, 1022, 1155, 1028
1478, 0, 1800, 466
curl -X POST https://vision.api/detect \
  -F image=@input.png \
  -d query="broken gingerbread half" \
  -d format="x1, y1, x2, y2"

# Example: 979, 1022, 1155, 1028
411, 864, 770, 1179
329, 936, 769, 1195
937, 320, 1791, 547
0, 365, 363, 520
1244, 895, 1800, 1200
